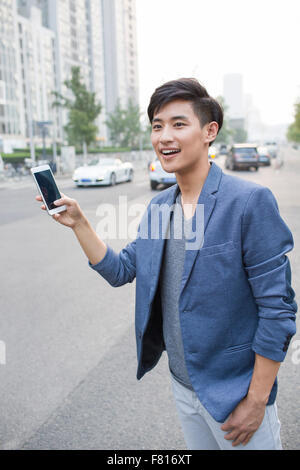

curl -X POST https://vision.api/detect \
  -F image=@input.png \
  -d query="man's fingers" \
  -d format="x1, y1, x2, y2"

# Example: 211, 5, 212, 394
220, 417, 233, 432
35, 195, 46, 210
223, 430, 238, 441
231, 432, 248, 447
242, 432, 255, 446
54, 193, 72, 206
54, 197, 69, 206
224, 428, 255, 447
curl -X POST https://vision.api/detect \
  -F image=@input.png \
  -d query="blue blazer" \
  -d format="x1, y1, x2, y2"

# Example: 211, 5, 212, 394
89, 161, 297, 422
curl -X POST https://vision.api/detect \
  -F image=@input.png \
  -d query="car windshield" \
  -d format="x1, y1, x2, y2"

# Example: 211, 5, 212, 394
258, 147, 268, 154
234, 148, 256, 155
88, 158, 114, 166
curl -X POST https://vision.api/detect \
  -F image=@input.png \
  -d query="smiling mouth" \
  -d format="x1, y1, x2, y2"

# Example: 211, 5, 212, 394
160, 149, 181, 157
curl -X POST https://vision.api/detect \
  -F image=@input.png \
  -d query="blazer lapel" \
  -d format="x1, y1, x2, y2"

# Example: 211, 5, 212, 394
149, 184, 179, 302
181, 162, 222, 293
148, 161, 223, 303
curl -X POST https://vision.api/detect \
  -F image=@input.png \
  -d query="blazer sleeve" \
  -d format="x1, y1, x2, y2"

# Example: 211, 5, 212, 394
242, 186, 297, 362
88, 239, 137, 287
87, 198, 153, 287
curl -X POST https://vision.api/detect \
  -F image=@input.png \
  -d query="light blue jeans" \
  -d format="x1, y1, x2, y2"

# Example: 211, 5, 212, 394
171, 375, 282, 450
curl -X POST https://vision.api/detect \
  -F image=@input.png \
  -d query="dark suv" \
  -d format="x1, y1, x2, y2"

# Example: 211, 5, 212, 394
225, 144, 259, 171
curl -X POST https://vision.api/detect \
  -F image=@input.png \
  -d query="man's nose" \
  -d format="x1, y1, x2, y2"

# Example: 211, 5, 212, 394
159, 126, 173, 143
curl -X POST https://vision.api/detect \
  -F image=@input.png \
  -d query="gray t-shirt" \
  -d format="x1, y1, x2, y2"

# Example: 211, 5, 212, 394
159, 193, 194, 390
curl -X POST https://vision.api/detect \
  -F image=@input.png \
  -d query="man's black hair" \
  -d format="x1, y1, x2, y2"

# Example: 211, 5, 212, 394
147, 78, 223, 146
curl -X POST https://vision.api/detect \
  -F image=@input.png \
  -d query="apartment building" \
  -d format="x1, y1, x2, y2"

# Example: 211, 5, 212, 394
0, 0, 139, 148
102, 0, 139, 114
0, 0, 22, 149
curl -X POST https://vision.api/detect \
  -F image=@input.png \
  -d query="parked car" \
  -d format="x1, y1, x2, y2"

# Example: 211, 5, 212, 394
72, 157, 134, 187
257, 146, 271, 166
148, 158, 177, 190
0, 155, 4, 180
264, 142, 278, 158
208, 145, 219, 159
225, 144, 259, 171
219, 144, 228, 155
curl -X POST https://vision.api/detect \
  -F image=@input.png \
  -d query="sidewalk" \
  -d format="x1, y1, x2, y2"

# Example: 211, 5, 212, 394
0, 167, 147, 190
0, 172, 77, 191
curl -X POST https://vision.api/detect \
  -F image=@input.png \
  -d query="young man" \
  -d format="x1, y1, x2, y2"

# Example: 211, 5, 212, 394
36, 78, 297, 450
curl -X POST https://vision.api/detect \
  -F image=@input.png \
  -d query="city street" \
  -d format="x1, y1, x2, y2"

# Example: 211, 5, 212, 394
0, 147, 299, 450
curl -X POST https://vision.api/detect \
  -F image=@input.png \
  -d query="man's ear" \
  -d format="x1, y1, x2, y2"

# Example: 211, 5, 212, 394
205, 121, 219, 144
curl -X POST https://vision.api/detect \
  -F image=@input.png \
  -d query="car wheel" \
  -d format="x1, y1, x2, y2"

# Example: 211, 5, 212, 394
150, 180, 158, 190
127, 169, 134, 182
110, 173, 116, 186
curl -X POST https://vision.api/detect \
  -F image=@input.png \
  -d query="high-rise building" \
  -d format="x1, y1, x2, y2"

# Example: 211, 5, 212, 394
0, 0, 21, 146
223, 73, 246, 135
36, 0, 107, 143
0, 0, 139, 148
223, 73, 244, 120
17, 4, 57, 142
102, 0, 139, 114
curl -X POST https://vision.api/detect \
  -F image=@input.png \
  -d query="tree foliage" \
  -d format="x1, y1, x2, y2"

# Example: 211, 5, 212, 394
106, 98, 148, 149
287, 101, 300, 143
52, 66, 102, 147
232, 127, 248, 143
214, 96, 234, 144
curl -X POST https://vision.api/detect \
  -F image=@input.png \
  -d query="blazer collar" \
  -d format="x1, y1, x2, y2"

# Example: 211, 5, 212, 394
165, 160, 222, 206
149, 161, 223, 302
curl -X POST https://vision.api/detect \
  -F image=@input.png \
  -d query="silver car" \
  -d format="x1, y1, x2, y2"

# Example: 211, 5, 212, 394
73, 157, 134, 187
148, 159, 177, 190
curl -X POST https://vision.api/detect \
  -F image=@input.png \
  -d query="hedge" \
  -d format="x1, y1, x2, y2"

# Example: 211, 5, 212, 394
1, 146, 151, 164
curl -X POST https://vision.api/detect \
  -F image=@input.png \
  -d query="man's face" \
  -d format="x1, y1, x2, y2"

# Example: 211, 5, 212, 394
150, 99, 211, 175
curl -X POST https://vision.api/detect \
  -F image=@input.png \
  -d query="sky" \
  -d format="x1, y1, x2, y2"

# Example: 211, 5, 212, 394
136, 0, 300, 126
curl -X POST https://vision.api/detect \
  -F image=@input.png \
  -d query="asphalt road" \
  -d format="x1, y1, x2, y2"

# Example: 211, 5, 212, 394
0, 148, 299, 450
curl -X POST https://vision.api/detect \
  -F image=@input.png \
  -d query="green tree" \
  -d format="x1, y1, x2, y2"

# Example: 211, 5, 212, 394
52, 66, 102, 150
287, 101, 300, 143
141, 121, 153, 149
104, 99, 126, 147
214, 96, 233, 144
122, 98, 143, 148
232, 128, 248, 143
106, 98, 142, 149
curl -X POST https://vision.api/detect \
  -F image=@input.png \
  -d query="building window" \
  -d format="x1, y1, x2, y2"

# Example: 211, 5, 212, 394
69, 1, 77, 13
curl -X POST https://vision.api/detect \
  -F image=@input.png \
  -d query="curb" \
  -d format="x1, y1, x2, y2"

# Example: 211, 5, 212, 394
0, 168, 148, 190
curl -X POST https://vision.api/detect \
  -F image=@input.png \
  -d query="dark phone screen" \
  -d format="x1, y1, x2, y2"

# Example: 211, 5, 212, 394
35, 169, 61, 210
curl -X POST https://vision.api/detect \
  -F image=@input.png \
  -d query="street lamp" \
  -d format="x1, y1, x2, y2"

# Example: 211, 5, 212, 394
36, 121, 52, 155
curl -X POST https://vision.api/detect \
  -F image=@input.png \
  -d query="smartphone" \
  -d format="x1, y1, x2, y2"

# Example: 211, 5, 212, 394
31, 164, 67, 215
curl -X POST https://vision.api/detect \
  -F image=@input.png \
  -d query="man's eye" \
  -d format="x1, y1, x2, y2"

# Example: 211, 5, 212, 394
152, 125, 161, 130
174, 122, 185, 127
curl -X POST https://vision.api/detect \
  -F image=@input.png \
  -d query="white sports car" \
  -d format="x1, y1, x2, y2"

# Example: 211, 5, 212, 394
72, 157, 134, 187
